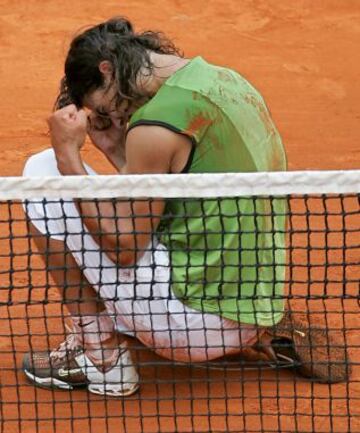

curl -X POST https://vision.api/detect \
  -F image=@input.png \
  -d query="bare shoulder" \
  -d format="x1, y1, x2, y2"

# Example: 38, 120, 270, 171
125, 125, 192, 174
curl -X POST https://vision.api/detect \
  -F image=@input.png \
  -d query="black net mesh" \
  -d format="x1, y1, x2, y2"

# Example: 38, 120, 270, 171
0, 192, 359, 433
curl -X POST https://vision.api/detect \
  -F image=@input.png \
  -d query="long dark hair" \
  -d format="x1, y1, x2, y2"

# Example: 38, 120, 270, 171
55, 17, 181, 109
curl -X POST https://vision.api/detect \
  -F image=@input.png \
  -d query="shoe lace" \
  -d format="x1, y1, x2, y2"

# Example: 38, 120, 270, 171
50, 324, 83, 361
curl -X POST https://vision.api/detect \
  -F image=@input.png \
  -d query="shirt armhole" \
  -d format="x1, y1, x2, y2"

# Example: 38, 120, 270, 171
127, 120, 197, 174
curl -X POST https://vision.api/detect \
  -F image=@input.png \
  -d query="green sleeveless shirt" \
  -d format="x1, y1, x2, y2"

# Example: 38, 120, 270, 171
129, 57, 287, 326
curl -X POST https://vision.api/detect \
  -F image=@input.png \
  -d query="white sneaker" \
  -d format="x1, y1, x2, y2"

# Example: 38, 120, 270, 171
22, 327, 139, 397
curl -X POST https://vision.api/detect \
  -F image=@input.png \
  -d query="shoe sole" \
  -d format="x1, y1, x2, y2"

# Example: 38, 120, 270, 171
89, 382, 140, 398
271, 312, 351, 383
24, 369, 87, 391
24, 369, 140, 398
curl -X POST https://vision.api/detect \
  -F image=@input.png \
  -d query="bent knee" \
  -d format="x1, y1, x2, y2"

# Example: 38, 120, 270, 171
23, 148, 59, 177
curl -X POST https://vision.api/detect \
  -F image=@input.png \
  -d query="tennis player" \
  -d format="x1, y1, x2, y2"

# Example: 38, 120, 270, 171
22, 17, 348, 397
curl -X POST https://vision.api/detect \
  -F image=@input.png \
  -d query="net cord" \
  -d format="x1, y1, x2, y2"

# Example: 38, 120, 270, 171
0, 170, 359, 199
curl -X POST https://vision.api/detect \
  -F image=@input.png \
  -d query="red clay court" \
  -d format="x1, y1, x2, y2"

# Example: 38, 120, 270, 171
0, 1, 359, 432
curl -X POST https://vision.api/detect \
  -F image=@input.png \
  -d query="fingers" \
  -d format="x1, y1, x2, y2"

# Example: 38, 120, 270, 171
47, 104, 76, 124
76, 109, 88, 123
58, 104, 78, 115
48, 105, 87, 126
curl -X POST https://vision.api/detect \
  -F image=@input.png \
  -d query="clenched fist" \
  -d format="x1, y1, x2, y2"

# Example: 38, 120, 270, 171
47, 104, 88, 175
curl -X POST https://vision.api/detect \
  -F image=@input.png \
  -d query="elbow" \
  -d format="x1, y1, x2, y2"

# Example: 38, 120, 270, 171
118, 236, 138, 266
106, 248, 136, 267
117, 250, 137, 267
107, 236, 137, 267
104, 233, 148, 267
117, 234, 150, 267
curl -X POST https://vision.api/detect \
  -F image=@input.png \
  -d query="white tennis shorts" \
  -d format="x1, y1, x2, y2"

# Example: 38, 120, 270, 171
23, 149, 259, 362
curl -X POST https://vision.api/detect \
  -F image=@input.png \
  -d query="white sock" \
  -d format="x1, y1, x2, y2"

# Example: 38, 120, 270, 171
72, 312, 118, 362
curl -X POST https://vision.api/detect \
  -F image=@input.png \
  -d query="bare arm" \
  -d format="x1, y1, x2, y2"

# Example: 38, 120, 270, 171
48, 105, 190, 265
87, 112, 128, 172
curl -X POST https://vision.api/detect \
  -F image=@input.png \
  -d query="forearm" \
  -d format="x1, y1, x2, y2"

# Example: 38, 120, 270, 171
77, 198, 153, 265
53, 149, 161, 266
55, 151, 131, 263
88, 115, 128, 172
56, 150, 87, 176
78, 199, 130, 263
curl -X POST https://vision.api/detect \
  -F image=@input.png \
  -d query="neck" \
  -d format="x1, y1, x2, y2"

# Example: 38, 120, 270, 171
138, 52, 190, 96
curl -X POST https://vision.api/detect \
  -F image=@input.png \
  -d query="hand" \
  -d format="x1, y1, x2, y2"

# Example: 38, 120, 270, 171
47, 104, 88, 174
87, 112, 128, 170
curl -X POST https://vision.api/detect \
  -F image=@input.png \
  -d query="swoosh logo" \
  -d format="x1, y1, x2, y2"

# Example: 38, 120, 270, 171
78, 321, 95, 328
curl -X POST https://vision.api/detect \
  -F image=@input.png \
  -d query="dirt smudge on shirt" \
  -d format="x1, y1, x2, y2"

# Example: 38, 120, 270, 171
184, 113, 213, 137
244, 93, 277, 136
217, 70, 235, 83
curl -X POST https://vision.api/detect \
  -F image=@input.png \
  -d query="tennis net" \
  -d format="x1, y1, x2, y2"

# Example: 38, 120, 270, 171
0, 170, 359, 433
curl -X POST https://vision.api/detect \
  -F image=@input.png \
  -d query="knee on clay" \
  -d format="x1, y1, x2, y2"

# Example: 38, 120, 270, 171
23, 148, 59, 177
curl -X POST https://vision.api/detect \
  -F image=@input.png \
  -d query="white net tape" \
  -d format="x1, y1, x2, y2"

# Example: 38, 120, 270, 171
0, 170, 359, 199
